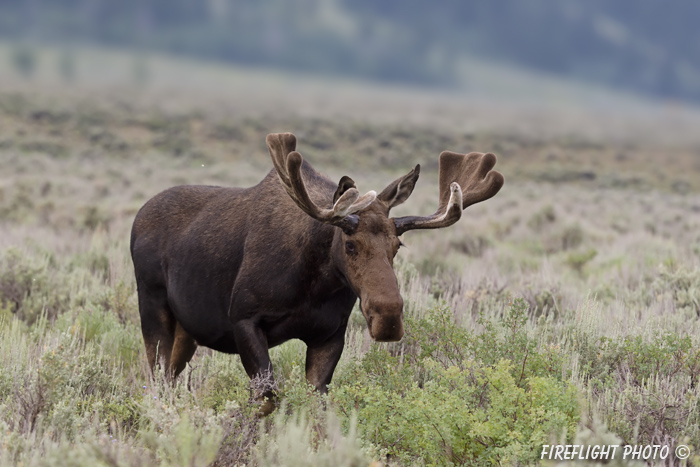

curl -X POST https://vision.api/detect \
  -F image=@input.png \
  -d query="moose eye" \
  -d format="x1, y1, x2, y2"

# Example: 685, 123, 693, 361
345, 241, 357, 255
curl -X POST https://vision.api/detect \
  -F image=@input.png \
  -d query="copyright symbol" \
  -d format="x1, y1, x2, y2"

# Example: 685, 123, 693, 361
676, 444, 690, 460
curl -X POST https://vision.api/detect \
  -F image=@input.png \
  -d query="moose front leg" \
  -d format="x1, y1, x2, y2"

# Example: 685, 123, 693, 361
305, 325, 347, 393
232, 319, 277, 416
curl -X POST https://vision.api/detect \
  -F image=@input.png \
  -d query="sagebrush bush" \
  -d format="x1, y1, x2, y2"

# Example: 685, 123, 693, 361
652, 265, 700, 316
255, 410, 368, 467
0, 247, 66, 323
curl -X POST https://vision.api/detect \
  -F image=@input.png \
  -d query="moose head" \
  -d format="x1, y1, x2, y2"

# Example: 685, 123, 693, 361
266, 133, 504, 343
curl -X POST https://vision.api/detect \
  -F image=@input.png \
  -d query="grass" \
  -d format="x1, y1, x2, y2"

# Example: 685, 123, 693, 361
2, 53, 700, 464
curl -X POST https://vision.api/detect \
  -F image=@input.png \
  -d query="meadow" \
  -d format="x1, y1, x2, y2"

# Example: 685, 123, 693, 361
3, 50, 700, 465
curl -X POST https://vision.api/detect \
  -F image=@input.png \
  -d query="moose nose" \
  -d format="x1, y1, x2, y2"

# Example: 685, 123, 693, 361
365, 296, 404, 342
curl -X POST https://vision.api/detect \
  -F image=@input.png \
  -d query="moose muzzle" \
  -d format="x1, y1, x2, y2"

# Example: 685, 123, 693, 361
362, 296, 404, 342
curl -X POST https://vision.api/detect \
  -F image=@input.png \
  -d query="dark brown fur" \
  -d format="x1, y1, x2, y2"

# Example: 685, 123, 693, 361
130, 133, 503, 415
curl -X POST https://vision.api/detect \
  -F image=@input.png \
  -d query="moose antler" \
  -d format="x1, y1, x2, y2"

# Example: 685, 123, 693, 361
266, 133, 376, 226
393, 151, 504, 235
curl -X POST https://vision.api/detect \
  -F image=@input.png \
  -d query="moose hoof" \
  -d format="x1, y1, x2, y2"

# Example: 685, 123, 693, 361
255, 396, 277, 417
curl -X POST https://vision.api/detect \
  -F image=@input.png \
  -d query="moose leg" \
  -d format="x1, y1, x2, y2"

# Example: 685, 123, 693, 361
137, 286, 176, 376
169, 323, 197, 378
233, 319, 277, 416
305, 325, 347, 393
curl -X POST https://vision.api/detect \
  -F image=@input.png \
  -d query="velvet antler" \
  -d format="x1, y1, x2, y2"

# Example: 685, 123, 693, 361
266, 133, 376, 227
393, 151, 504, 235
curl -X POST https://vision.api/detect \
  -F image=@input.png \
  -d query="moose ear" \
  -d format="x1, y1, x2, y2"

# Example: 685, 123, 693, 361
377, 164, 420, 209
333, 175, 357, 204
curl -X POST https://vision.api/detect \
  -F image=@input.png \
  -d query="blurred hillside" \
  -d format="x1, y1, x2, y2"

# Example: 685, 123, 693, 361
1, 0, 699, 103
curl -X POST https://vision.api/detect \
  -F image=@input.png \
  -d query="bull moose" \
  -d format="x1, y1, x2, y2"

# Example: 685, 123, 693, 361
130, 132, 504, 414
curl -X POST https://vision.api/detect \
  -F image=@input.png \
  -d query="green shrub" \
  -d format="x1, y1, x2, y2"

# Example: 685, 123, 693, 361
197, 354, 251, 413
333, 357, 578, 466
565, 248, 597, 275
528, 205, 556, 231
331, 300, 580, 466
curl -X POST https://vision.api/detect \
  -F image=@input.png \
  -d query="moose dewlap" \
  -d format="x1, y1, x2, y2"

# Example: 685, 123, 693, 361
130, 132, 504, 415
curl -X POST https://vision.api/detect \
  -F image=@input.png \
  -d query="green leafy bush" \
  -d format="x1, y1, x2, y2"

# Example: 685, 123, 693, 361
331, 300, 580, 466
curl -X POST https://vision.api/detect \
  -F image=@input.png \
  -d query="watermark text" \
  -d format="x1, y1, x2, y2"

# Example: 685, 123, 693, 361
541, 444, 680, 461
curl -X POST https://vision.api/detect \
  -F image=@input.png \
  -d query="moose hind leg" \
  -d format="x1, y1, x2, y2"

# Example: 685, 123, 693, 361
137, 285, 176, 376
170, 323, 197, 378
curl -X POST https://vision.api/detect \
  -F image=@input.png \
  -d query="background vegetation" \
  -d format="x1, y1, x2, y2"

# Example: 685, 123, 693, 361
2, 44, 700, 465
2, 0, 700, 102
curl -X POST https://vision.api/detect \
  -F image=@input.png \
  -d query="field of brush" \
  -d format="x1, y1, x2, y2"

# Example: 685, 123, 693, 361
3, 50, 700, 465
